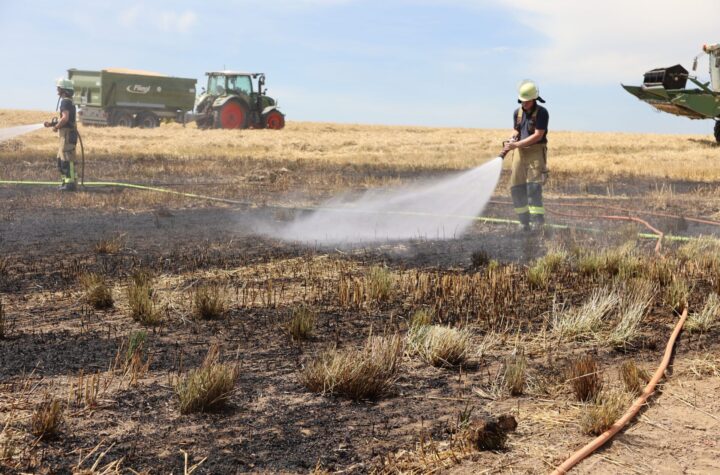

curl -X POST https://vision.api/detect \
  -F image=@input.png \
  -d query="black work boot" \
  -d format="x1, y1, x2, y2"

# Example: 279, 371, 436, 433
518, 212, 531, 232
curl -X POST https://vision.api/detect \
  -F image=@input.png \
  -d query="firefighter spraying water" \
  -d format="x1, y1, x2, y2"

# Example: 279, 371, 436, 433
44, 78, 79, 191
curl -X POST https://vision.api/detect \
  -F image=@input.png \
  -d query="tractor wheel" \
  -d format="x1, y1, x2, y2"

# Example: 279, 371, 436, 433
714, 120, 720, 144
218, 101, 249, 129
137, 112, 159, 129
113, 112, 134, 127
264, 110, 285, 130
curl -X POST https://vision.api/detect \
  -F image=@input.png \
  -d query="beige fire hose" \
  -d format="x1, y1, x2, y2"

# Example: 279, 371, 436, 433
551, 307, 689, 474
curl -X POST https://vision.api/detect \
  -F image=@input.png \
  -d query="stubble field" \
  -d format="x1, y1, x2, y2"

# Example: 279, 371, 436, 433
0, 109, 719, 474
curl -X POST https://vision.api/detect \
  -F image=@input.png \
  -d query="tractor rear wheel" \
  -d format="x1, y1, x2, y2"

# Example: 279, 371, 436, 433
264, 110, 285, 130
137, 112, 159, 129
714, 120, 720, 143
113, 112, 134, 127
218, 101, 248, 129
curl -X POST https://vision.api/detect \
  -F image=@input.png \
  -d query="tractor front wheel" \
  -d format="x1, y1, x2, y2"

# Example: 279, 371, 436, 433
218, 101, 248, 129
264, 110, 285, 130
714, 120, 720, 143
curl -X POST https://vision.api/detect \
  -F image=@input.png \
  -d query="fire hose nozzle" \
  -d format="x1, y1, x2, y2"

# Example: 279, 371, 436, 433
499, 137, 517, 159
44, 117, 58, 128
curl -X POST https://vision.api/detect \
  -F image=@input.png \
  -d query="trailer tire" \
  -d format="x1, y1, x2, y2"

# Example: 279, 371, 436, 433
714, 120, 720, 143
264, 110, 285, 130
217, 101, 249, 129
113, 112, 135, 128
137, 112, 159, 129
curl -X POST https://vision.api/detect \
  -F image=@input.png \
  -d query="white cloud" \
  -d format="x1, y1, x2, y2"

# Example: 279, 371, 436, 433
157, 10, 197, 33
116, 5, 197, 34
492, 0, 720, 84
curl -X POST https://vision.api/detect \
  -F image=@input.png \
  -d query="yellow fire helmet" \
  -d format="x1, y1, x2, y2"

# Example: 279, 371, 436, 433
56, 77, 74, 91
517, 79, 545, 103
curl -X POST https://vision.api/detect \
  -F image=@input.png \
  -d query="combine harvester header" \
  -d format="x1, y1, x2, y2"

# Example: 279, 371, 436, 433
622, 43, 720, 142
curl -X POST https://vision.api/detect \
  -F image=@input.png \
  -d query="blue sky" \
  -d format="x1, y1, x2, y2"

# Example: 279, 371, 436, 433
1, 0, 719, 135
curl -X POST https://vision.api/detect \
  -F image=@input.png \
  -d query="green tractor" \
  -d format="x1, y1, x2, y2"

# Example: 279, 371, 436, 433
622, 43, 720, 142
193, 71, 285, 130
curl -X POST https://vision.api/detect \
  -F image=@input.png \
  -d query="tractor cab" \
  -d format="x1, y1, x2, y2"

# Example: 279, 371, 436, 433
194, 71, 284, 130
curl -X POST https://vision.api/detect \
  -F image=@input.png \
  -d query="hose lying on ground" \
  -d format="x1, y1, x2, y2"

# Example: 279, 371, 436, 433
551, 307, 689, 475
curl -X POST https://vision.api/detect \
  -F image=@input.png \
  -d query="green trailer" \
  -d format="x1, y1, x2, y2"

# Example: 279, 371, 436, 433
68, 68, 197, 128
622, 43, 720, 142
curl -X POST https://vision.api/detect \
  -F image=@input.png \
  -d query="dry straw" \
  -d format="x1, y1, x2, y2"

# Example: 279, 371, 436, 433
301, 334, 403, 400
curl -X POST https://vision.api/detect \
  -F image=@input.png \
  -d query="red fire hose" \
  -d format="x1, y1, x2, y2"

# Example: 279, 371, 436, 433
551, 308, 688, 474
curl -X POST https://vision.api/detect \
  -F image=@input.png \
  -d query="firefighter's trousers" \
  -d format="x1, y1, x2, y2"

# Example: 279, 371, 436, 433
510, 143, 547, 226
57, 128, 77, 187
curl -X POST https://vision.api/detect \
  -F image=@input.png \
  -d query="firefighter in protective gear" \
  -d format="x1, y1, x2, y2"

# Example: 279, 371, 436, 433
502, 80, 549, 231
44, 78, 78, 191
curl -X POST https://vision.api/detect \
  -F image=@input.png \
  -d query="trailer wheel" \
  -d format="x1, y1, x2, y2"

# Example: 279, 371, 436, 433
218, 101, 248, 129
113, 112, 134, 127
137, 112, 159, 129
264, 110, 285, 130
715, 120, 720, 143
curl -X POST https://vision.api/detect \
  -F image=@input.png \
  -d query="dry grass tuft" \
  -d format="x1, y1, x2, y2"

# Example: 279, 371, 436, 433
301, 334, 403, 400
502, 354, 527, 396
580, 390, 629, 435
606, 280, 654, 347
80, 273, 114, 310
175, 344, 239, 414
552, 287, 619, 340
287, 305, 316, 341
366, 266, 396, 303
94, 234, 124, 255
192, 283, 228, 321
686, 292, 720, 333
566, 354, 604, 402
31, 396, 64, 440
663, 277, 690, 311
67, 371, 102, 409
127, 272, 162, 326
117, 331, 151, 386
409, 308, 433, 327
527, 249, 566, 289
619, 360, 649, 396
407, 324, 470, 368
686, 353, 720, 378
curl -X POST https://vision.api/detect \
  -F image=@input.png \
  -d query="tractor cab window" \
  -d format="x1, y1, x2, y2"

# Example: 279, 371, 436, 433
207, 76, 226, 95
227, 75, 252, 95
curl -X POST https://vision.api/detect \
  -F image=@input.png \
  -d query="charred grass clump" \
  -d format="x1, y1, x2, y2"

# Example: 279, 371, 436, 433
566, 354, 604, 402
31, 396, 64, 440
126, 271, 162, 326
114, 331, 151, 386
406, 323, 470, 368
175, 344, 239, 414
287, 305, 317, 341
301, 334, 403, 400
192, 283, 228, 321
80, 273, 114, 310
580, 390, 629, 435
